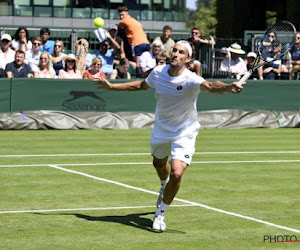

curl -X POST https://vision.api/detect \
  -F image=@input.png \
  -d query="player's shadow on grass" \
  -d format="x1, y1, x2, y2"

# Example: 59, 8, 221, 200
36, 211, 185, 234
73, 211, 157, 232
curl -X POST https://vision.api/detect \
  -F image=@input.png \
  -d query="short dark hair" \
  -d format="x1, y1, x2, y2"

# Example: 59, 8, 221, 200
120, 58, 129, 65
15, 49, 25, 56
118, 6, 128, 13
163, 25, 172, 32
192, 26, 200, 32
40, 27, 50, 35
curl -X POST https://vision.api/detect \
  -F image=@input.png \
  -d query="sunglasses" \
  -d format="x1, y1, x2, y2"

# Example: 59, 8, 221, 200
40, 57, 48, 60
54, 44, 61, 48
191, 32, 199, 35
33, 42, 41, 46
1, 39, 10, 43
66, 60, 75, 63
93, 63, 101, 66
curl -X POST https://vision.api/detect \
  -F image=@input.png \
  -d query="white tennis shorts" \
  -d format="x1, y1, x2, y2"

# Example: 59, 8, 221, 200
151, 134, 197, 165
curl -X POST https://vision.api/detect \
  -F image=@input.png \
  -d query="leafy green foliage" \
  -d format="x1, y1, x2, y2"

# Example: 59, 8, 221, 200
187, 0, 217, 37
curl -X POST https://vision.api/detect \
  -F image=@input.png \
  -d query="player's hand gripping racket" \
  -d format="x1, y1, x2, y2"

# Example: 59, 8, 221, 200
238, 20, 296, 86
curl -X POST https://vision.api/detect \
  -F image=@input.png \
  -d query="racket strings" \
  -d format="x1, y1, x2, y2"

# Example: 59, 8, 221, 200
259, 21, 296, 60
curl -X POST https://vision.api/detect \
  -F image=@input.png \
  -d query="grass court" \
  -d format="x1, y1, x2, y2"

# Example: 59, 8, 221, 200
1, 128, 300, 249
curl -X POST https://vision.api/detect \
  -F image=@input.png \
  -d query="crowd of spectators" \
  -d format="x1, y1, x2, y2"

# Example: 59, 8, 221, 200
0, 8, 298, 81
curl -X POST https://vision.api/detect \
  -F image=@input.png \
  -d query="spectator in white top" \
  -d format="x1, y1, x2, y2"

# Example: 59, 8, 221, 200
25, 37, 42, 71
139, 40, 163, 75
0, 34, 15, 78
220, 43, 247, 79
11, 27, 32, 52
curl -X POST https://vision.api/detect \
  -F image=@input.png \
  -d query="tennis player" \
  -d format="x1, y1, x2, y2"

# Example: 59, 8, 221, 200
94, 40, 244, 231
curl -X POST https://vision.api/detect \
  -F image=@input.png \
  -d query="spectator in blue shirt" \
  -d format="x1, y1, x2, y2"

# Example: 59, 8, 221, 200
92, 35, 120, 77
5, 50, 33, 78
40, 27, 55, 54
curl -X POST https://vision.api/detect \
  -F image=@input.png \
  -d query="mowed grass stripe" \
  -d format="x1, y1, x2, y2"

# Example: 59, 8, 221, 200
1, 151, 300, 157
1, 159, 300, 168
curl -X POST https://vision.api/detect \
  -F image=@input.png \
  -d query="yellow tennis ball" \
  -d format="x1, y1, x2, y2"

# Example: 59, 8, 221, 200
94, 17, 104, 28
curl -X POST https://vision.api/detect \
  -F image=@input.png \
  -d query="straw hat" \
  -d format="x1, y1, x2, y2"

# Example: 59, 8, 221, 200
227, 43, 245, 55
62, 54, 78, 64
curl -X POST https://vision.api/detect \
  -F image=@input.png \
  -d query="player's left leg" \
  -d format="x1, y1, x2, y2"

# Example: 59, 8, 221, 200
152, 134, 196, 231
152, 159, 188, 231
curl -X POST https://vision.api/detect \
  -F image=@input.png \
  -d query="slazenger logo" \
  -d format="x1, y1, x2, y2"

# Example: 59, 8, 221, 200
62, 90, 106, 111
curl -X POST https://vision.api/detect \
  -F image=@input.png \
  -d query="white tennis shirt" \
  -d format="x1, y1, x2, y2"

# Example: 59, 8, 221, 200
146, 64, 205, 140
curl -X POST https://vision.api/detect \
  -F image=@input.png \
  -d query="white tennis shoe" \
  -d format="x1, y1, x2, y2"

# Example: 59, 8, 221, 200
152, 214, 166, 231
156, 187, 164, 208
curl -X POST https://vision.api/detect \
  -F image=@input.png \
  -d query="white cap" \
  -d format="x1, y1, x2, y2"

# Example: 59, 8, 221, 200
247, 52, 257, 58
1, 34, 12, 41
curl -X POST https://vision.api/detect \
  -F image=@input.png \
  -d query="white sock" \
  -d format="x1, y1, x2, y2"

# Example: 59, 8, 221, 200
156, 202, 169, 216
160, 176, 170, 189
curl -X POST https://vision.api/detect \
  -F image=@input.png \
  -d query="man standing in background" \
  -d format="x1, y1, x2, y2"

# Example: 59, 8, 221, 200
118, 6, 150, 69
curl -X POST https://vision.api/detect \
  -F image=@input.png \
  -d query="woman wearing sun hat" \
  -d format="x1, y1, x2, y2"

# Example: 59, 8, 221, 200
219, 43, 247, 79
58, 54, 82, 79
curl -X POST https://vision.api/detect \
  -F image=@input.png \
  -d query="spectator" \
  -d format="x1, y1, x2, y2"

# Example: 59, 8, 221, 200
156, 54, 167, 66
76, 38, 93, 75
244, 52, 258, 79
0, 34, 15, 77
92, 38, 120, 77
51, 40, 66, 76
220, 47, 228, 58
187, 26, 215, 60
33, 52, 56, 78
11, 27, 32, 52
118, 6, 150, 68
186, 40, 202, 76
258, 40, 282, 80
288, 32, 300, 79
58, 54, 82, 79
139, 40, 163, 75
153, 25, 175, 59
40, 27, 55, 54
110, 58, 131, 79
5, 50, 33, 78
108, 24, 125, 65
220, 43, 247, 79
83, 57, 106, 79
25, 36, 42, 71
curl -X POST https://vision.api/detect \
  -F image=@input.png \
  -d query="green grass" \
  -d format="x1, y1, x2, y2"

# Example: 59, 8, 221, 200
1, 128, 300, 249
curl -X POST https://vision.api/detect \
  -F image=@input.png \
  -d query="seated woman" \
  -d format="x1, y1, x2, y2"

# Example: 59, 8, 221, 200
11, 27, 32, 52
83, 57, 106, 79
51, 40, 66, 76
58, 54, 82, 79
110, 58, 131, 79
33, 52, 56, 78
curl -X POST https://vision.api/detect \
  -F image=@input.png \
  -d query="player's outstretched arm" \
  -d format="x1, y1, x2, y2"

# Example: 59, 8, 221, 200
93, 77, 150, 91
200, 81, 245, 94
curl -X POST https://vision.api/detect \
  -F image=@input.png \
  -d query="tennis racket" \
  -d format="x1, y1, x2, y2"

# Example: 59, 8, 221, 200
238, 20, 296, 85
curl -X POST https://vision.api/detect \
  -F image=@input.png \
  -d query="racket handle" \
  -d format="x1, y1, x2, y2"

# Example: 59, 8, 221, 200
238, 71, 251, 86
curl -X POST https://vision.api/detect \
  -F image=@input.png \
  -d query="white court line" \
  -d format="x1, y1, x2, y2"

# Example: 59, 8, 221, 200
47, 164, 300, 234
0, 204, 195, 214
0, 151, 300, 158
1, 159, 300, 168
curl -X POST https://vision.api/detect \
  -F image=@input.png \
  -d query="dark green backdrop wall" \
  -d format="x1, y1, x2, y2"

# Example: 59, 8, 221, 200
0, 78, 299, 113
